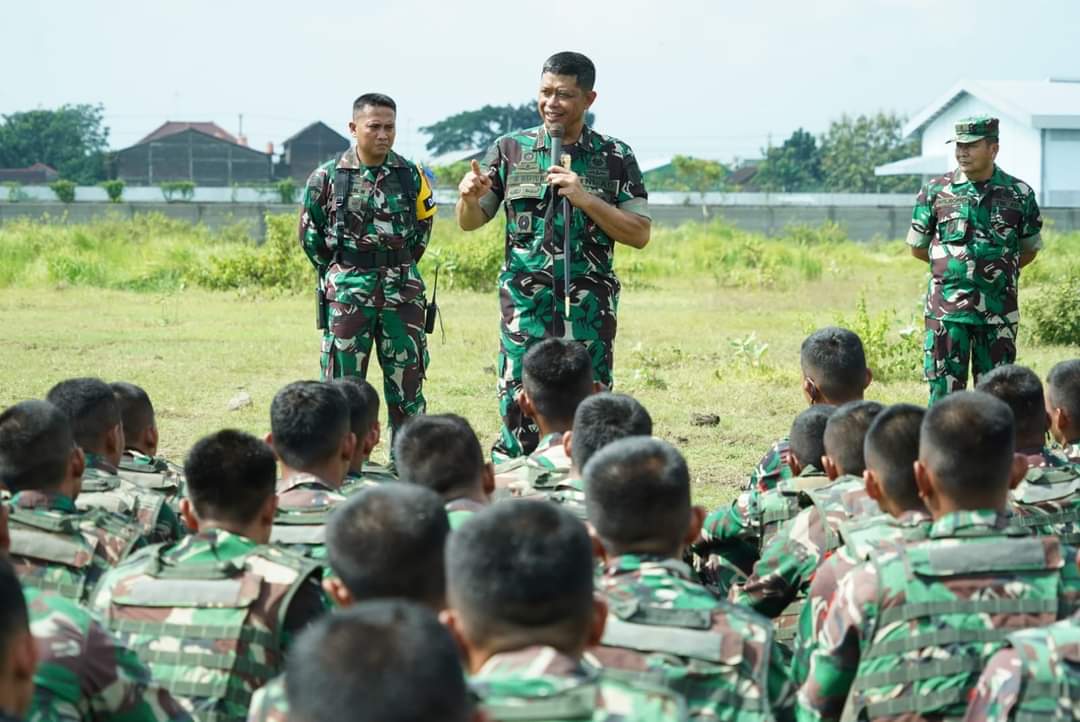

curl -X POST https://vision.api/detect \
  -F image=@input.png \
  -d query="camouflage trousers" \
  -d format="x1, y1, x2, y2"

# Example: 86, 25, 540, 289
321, 298, 428, 434
493, 329, 613, 461
924, 317, 1017, 404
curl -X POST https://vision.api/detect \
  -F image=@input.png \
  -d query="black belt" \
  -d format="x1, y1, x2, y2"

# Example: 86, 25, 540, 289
336, 247, 413, 269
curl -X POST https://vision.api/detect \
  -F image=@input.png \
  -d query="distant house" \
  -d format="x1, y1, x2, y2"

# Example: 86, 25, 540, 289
0, 163, 59, 184
279, 121, 350, 181
876, 78, 1080, 206
116, 121, 272, 186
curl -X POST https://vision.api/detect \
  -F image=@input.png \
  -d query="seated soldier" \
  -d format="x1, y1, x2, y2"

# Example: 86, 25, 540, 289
109, 382, 185, 508
91, 430, 327, 722
585, 436, 795, 721
1047, 359, 1080, 462
267, 381, 355, 558
0, 558, 36, 722
746, 327, 872, 493
443, 502, 686, 721
978, 364, 1080, 541
963, 609, 1080, 722
394, 414, 493, 529
248, 483, 450, 722
792, 404, 931, 686
332, 377, 397, 494
799, 392, 1080, 722
46, 378, 182, 544
0, 400, 142, 603
493, 339, 597, 494
690, 404, 835, 596
285, 601, 475, 722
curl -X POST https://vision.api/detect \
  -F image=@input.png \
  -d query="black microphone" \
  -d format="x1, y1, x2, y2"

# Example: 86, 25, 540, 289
548, 123, 564, 176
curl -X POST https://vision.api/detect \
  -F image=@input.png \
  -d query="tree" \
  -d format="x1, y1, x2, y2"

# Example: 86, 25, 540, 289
755, 128, 822, 192
421, 102, 595, 156
670, 155, 728, 217
0, 104, 110, 184
819, 112, 919, 193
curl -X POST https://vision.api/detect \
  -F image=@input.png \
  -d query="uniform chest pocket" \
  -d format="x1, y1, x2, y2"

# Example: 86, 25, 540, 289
936, 208, 970, 245
991, 203, 1023, 243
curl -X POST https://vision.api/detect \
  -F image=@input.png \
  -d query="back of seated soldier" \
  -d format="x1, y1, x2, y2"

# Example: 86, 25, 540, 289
394, 414, 493, 529
46, 378, 181, 545
267, 381, 355, 558
0, 557, 36, 722
91, 429, 327, 722
285, 601, 474, 722
331, 377, 397, 493
493, 339, 597, 494
0, 400, 142, 603
585, 436, 795, 722
1047, 359, 1080, 462
444, 501, 687, 721
109, 382, 185, 508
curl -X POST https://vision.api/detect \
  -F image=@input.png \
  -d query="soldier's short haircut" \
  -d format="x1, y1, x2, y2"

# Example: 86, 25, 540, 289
270, 381, 350, 469
45, 377, 121, 451
522, 339, 594, 426
0, 558, 29, 657
327, 484, 449, 609
286, 600, 470, 722
823, 401, 884, 477
184, 429, 277, 525
800, 327, 868, 402
570, 393, 653, 472
542, 51, 597, 92
976, 364, 1047, 439
394, 414, 484, 497
332, 377, 380, 441
446, 501, 594, 646
788, 405, 836, 471
353, 93, 396, 115
110, 382, 155, 439
1047, 359, 1080, 423
585, 437, 690, 552
921, 391, 1015, 497
0, 400, 73, 493
864, 404, 925, 511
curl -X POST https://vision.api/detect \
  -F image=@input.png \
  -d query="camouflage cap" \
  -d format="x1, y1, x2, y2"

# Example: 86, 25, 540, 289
948, 115, 999, 144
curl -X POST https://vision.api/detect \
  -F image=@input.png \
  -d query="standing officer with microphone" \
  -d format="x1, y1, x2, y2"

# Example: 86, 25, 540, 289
456, 51, 652, 462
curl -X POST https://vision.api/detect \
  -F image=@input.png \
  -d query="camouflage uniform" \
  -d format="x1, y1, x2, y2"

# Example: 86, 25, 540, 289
300, 147, 436, 434
1008, 447, 1080, 544
963, 613, 1080, 722
245, 675, 285, 722
1064, 441, 1080, 464
493, 431, 586, 518
117, 450, 185, 512
798, 510, 1080, 722
271, 473, 346, 560
906, 117, 1043, 404
745, 437, 794, 493
444, 497, 487, 531
90, 529, 327, 722
591, 554, 795, 721
7, 490, 142, 603
339, 461, 397, 496
470, 645, 686, 722
77, 453, 184, 545
25, 587, 190, 722
475, 125, 649, 460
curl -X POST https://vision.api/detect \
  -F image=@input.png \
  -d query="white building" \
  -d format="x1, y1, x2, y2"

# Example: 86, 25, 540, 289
875, 78, 1080, 206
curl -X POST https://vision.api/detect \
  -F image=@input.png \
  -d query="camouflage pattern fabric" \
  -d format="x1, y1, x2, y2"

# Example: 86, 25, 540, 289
445, 497, 487, 531
26, 587, 191, 722
907, 165, 1042, 402
963, 613, 1080, 722
340, 461, 397, 496
591, 554, 795, 721
470, 645, 686, 722
493, 431, 586, 518
798, 510, 1080, 722
1064, 441, 1080, 464
77, 453, 184, 545
118, 450, 186, 512
91, 529, 326, 722
745, 437, 794, 493
1008, 447, 1080, 544
300, 147, 435, 434
475, 125, 649, 460
923, 317, 1018, 404
7, 490, 142, 603
271, 473, 346, 560
245, 675, 285, 722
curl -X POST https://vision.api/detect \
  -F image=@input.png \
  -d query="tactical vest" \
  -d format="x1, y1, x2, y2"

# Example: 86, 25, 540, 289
332, 154, 418, 253
101, 542, 318, 722
837, 514, 930, 562
117, 456, 185, 507
1004, 620, 1080, 722
76, 471, 167, 540
844, 533, 1066, 721
753, 472, 831, 551
599, 599, 775, 721
1010, 467, 1080, 545
270, 500, 338, 559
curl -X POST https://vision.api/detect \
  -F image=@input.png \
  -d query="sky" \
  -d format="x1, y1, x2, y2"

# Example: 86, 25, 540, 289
3, 0, 1079, 169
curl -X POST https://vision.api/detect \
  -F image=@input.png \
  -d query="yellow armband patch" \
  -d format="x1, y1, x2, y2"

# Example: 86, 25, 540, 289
415, 164, 437, 220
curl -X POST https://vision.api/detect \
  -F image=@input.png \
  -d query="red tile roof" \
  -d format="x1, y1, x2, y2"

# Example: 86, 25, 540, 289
136, 121, 239, 146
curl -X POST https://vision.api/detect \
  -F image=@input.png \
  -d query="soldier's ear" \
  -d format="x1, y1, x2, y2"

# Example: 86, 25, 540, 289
562, 431, 574, 464
322, 576, 354, 608
585, 597, 607, 648
438, 609, 476, 671
822, 455, 840, 481
864, 469, 884, 503
913, 460, 935, 507
802, 376, 820, 405
145, 425, 159, 455
179, 499, 200, 532
788, 452, 803, 478
683, 506, 706, 548
863, 368, 873, 390
586, 522, 608, 566
481, 463, 495, 497
340, 432, 357, 465
67, 446, 85, 486
106, 423, 124, 458
517, 389, 537, 421
1008, 454, 1028, 490
0, 505, 10, 554
264, 433, 277, 457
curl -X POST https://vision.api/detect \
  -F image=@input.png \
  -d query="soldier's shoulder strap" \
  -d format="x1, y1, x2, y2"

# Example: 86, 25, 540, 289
333, 168, 353, 250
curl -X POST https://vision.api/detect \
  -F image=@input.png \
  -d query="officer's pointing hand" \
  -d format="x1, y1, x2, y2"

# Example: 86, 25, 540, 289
459, 160, 493, 202
547, 165, 587, 207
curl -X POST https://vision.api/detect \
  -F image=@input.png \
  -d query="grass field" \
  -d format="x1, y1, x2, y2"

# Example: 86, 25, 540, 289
1, 215, 1077, 509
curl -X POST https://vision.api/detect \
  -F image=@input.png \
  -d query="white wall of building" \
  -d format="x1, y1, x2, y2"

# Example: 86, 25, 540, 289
1045, 129, 1080, 206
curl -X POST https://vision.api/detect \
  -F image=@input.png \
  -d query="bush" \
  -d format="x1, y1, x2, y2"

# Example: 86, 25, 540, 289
834, 293, 921, 383
275, 179, 298, 204
193, 213, 311, 292
3, 182, 29, 202
100, 180, 124, 203
49, 180, 77, 203
1026, 272, 1080, 346
160, 181, 196, 203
